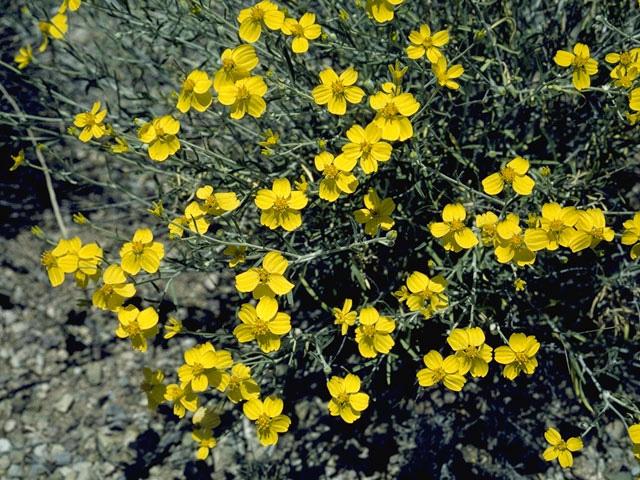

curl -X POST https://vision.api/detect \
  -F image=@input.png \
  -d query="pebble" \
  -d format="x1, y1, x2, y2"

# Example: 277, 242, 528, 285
7, 464, 22, 477
0, 438, 12, 453
3, 419, 16, 433
86, 362, 102, 386
55, 393, 74, 413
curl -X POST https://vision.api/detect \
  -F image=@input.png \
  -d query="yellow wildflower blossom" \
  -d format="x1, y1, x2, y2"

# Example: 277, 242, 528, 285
92, 264, 135, 311
553, 43, 599, 91
621, 212, 640, 259
417, 350, 466, 391
110, 137, 129, 153
14, 45, 33, 70
630, 87, 640, 111
405, 271, 448, 317
39, 13, 67, 52
312, 67, 365, 115
542, 428, 583, 468
196, 185, 240, 216
482, 156, 535, 196
115, 305, 159, 353
138, 115, 180, 162
235, 251, 294, 298
327, 374, 370, 423
218, 75, 267, 119
354, 307, 395, 358
569, 208, 614, 252
333, 299, 357, 335
191, 429, 216, 460
255, 178, 308, 231
342, 123, 392, 174
475, 211, 499, 245
354, 188, 395, 236
74, 101, 107, 142
178, 342, 232, 392
447, 327, 492, 377
140, 367, 166, 410
243, 396, 291, 446
234, 296, 291, 353
119, 228, 165, 275
214, 44, 259, 92
494, 333, 540, 380
226, 363, 261, 403
526, 202, 579, 251
281, 13, 322, 54
163, 317, 183, 339
224, 245, 248, 268
369, 82, 420, 141
237, 1, 285, 43
494, 214, 536, 266
10, 150, 24, 171
406, 24, 449, 63
164, 383, 199, 418
59, 0, 81, 13
432, 56, 464, 89
365, 0, 403, 23
314, 152, 358, 202
430, 203, 478, 252
177, 70, 212, 113
40, 238, 80, 287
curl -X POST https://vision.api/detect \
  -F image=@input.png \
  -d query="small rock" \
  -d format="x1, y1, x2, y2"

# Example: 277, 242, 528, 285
28, 463, 48, 477
54, 450, 72, 466
0, 438, 12, 453
33, 443, 49, 460
55, 394, 74, 413
73, 461, 93, 480
3, 420, 16, 433
7, 464, 22, 477
86, 363, 101, 386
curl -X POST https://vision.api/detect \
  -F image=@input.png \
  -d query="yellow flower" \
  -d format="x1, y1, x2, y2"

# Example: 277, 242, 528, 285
140, 367, 166, 410
235, 251, 294, 298
569, 208, 615, 253
430, 203, 478, 252
417, 350, 466, 391
327, 374, 370, 423
255, 178, 308, 231
181, 201, 210, 236
629, 423, 640, 444
224, 245, 248, 268
611, 65, 638, 88
312, 67, 365, 115
218, 76, 268, 119
110, 137, 129, 153
14, 45, 33, 69
92, 264, 136, 311
10, 150, 24, 171
494, 214, 536, 266
281, 13, 322, 54
514, 278, 526, 291
333, 299, 357, 335
40, 238, 80, 287
406, 25, 449, 63
193, 406, 222, 430
605, 48, 640, 74
354, 188, 395, 236
553, 43, 599, 91
393, 285, 410, 303
388, 60, 408, 86
447, 327, 493, 377
258, 128, 279, 148
196, 185, 240, 216
73, 101, 107, 142
146, 199, 164, 218
342, 123, 392, 174
314, 152, 358, 202
494, 332, 540, 380
237, 1, 285, 43
482, 157, 535, 196
631, 87, 640, 112
293, 174, 308, 192
526, 202, 579, 251
365, 0, 404, 23
234, 296, 291, 353
178, 342, 232, 392
214, 44, 259, 92
475, 211, 499, 246
119, 228, 165, 275
621, 212, 640, 259
226, 363, 261, 403
163, 317, 183, 339
243, 396, 291, 446
405, 271, 448, 317
369, 82, 420, 141
432, 56, 464, 89
177, 70, 212, 113
164, 383, 199, 418
115, 305, 159, 353
39, 13, 67, 52
191, 429, 216, 460
138, 115, 180, 162
354, 307, 395, 358
542, 428, 583, 468
59, 0, 81, 13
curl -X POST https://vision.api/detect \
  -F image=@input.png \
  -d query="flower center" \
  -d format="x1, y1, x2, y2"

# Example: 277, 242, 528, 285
324, 164, 339, 179
131, 241, 145, 254
432, 367, 446, 382
124, 320, 141, 336
336, 392, 349, 405
591, 227, 603, 239
362, 324, 377, 338
252, 319, 270, 335
514, 351, 530, 365
450, 220, 465, 231
155, 127, 165, 137
572, 54, 589, 68
250, 7, 265, 21
228, 376, 240, 390
258, 267, 270, 283
256, 414, 272, 432
191, 362, 204, 377
331, 80, 345, 94
41, 251, 56, 267
273, 197, 289, 212
511, 233, 524, 247
464, 346, 478, 358
100, 284, 114, 296
620, 51, 632, 65
182, 78, 195, 92
291, 23, 305, 36
422, 287, 433, 299
500, 166, 516, 183
223, 58, 235, 71
422, 38, 434, 48
548, 219, 564, 232
204, 195, 218, 209
382, 102, 399, 117
236, 85, 251, 100
141, 381, 153, 393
